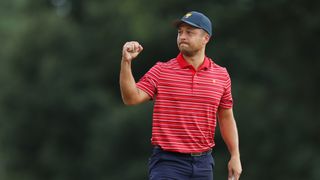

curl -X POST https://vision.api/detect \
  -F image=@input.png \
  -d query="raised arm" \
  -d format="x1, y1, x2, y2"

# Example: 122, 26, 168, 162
120, 41, 150, 105
217, 108, 242, 180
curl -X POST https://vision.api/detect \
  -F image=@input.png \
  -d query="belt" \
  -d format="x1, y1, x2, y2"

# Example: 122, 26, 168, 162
154, 146, 212, 157
190, 149, 212, 156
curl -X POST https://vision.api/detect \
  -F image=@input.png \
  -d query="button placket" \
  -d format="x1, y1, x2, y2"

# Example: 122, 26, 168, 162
192, 73, 198, 94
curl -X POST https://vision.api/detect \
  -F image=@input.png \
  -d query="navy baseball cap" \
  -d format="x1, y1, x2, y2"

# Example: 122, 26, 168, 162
174, 11, 212, 36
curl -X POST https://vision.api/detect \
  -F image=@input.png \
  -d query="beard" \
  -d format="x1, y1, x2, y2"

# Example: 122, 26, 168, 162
178, 44, 199, 57
180, 49, 195, 57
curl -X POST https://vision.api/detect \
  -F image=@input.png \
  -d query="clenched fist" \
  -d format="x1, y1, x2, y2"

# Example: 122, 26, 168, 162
122, 41, 143, 62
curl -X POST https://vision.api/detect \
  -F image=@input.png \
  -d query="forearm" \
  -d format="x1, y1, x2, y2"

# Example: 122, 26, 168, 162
218, 109, 240, 158
119, 59, 140, 105
222, 121, 239, 157
218, 108, 242, 179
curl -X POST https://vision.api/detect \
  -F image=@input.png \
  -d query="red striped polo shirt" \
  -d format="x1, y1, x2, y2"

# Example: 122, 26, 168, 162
136, 53, 233, 153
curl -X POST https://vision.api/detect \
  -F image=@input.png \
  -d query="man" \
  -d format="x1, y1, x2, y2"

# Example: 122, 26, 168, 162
120, 11, 242, 180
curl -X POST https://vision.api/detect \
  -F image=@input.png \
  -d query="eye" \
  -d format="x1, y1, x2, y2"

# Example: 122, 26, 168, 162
187, 30, 193, 35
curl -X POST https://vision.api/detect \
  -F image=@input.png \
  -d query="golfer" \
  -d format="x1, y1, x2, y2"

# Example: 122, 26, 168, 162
120, 11, 242, 180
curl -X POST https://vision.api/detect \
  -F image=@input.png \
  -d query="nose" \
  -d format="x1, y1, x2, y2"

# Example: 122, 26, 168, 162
178, 32, 186, 41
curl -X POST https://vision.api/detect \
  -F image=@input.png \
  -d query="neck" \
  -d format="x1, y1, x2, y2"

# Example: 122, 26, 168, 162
182, 50, 206, 70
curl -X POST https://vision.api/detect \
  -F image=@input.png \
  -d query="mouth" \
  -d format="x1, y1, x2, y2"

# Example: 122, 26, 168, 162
179, 42, 189, 46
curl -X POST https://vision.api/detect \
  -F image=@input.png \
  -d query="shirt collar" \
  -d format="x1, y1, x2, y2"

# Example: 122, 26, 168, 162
176, 52, 210, 71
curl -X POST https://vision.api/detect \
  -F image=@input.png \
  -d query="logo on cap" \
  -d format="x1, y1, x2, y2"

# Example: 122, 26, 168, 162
184, 13, 192, 18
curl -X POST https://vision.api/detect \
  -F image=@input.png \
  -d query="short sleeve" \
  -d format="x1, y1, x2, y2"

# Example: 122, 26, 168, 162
136, 62, 163, 99
219, 69, 233, 109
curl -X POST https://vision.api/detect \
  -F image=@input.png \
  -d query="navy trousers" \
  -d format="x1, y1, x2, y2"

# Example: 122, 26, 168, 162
148, 147, 214, 180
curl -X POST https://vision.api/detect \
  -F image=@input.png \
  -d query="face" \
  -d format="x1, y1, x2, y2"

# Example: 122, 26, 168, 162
177, 23, 210, 56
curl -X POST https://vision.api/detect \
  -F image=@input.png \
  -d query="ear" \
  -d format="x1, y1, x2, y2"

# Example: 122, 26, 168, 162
203, 33, 211, 44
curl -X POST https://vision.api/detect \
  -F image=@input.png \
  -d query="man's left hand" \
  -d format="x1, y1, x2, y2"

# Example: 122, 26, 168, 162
228, 156, 242, 180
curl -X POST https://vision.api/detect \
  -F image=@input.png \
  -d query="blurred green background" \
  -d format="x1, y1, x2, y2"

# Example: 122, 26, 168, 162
0, 0, 319, 179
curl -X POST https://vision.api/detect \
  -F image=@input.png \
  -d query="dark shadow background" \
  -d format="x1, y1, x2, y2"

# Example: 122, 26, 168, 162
0, 0, 319, 179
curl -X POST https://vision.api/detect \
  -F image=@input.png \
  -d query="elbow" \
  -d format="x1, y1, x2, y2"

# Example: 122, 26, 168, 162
122, 97, 138, 106
121, 89, 148, 106
123, 100, 136, 106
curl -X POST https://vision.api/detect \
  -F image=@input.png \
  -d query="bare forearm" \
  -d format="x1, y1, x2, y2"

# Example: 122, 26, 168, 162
220, 117, 240, 157
218, 108, 242, 179
119, 59, 140, 105
119, 41, 149, 105
218, 109, 240, 157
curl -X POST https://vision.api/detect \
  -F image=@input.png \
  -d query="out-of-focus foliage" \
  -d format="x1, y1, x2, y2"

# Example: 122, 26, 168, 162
0, 0, 319, 179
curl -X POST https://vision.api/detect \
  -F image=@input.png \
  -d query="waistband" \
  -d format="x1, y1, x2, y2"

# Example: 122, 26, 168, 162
154, 146, 212, 157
